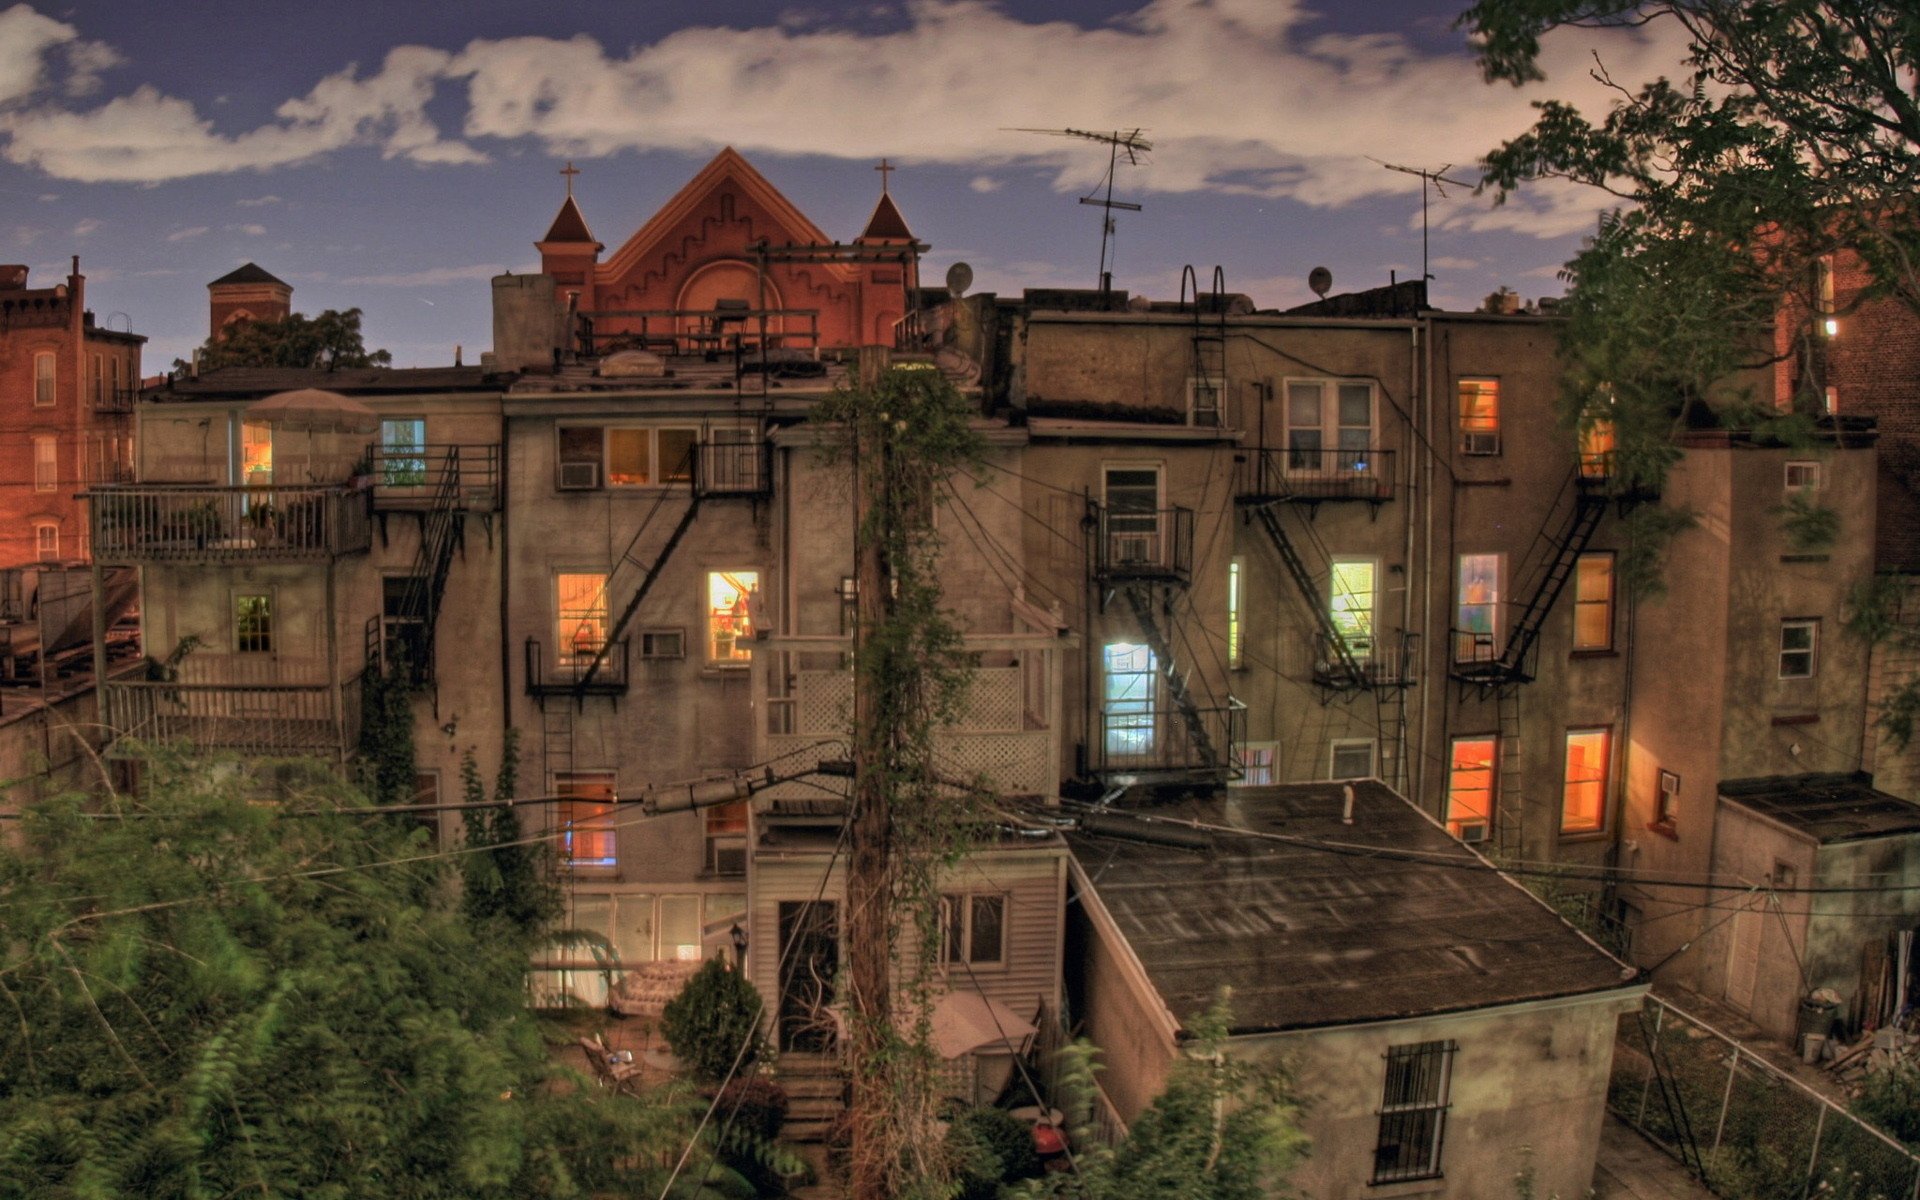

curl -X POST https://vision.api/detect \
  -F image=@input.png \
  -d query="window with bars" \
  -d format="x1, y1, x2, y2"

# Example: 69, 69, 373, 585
1372, 1040, 1456, 1183
234, 594, 273, 654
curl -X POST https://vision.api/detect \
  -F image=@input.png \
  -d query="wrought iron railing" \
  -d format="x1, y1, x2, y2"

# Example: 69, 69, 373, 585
1238, 446, 1396, 502
695, 440, 773, 497
370, 443, 500, 511
103, 673, 363, 757
1312, 631, 1420, 688
525, 637, 629, 697
1090, 504, 1194, 585
89, 484, 371, 562
1092, 700, 1244, 777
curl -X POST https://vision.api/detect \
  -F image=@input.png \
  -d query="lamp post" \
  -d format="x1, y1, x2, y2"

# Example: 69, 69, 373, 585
729, 922, 747, 972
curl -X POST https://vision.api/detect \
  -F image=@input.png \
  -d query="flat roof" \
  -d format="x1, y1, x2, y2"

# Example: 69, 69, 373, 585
1066, 782, 1636, 1036
1719, 773, 1920, 844
147, 366, 501, 400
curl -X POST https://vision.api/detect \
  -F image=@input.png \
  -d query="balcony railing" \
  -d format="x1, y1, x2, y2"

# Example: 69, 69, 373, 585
695, 440, 773, 497
103, 673, 363, 758
525, 637, 629, 697
1091, 701, 1244, 778
1238, 447, 1395, 503
1311, 631, 1420, 689
89, 485, 371, 562
1091, 504, 1193, 585
92, 386, 137, 413
371, 444, 500, 512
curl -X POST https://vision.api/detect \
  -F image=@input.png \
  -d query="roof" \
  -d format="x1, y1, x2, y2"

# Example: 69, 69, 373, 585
1066, 783, 1636, 1036
1719, 773, 1920, 843
148, 366, 502, 401
541, 194, 597, 245
858, 192, 913, 241
208, 263, 288, 288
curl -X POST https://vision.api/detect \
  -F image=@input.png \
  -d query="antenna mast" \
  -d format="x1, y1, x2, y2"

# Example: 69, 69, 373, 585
1009, 127, 1151, 294
1374, 160, 1473, 285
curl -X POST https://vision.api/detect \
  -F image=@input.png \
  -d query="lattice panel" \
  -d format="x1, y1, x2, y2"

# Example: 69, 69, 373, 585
793, 670, 854, 735
959, 667, 1023, 732
936, 731, 1051, 796
758, 735, 837, 800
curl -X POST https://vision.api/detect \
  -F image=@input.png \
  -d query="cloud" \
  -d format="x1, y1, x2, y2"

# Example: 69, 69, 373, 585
0, 5, 115, 105
164, 224, 208, 242
235, 193, 281, 206
70, 216, 98, 237
230, 222, 266, 236
35, 191, 54, 201
337, 263, 511, 286
969, 175, 1002, 193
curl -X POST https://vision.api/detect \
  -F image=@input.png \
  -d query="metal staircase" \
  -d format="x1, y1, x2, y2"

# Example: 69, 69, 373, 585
1248, 504, 1368, 686
1119, 585, 1224, 774
368, 447, 467, 687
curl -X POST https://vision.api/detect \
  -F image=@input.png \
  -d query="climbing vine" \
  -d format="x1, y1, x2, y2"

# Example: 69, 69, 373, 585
458, 730, 558, 939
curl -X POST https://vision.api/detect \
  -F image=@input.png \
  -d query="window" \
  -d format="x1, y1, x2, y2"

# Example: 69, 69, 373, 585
1458, 378, 1500, 455
705, 801, 747, 876
1455, 554, 1501, 662
659, 428, 698, 482
33, 436, 57, 492
235, 594, 273, 654
1816, 254, 1838, 338
1102, 465, 1163, 565
1232, 743, 1274, 786
33, 352, 54, 406
557, 573, 609, 663
1654, 769, 1680, 832
558, 425, 603, 489
1373, 1040, 1455, 1183
1446, 738, 1495, 841
1330, 558, 1377, 659
1103, 641, 1157, 759
1285, 379, 1373, 472
941, 894, 1007, 966
1779, 619, 1818, 679
639, 629, 685, 659
1785, 461, 1821, 493
599, 426, 703, 488
380, 418, 427, 486
33, 523, 58, 563
241, 420, 272, 487
1330, 739, 1375, 781
382, 575, 428, 675
91, 353, 104, 406
555, 770, 617, 869
1187, 375, 1225, 427
1579, 419, 1615, 480
1227, 558, 1243, 669
1573, 552, 1615, 651
707, 571, 759, 663
1562, 728, 1610, 835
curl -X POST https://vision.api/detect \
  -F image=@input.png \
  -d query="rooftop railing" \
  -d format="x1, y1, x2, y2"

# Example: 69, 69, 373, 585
89, 484, 371, 563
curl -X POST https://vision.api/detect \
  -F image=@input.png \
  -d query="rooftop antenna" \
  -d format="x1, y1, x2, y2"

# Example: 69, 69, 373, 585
1009, 127, 1151, 294
1372, 159, 1472, 286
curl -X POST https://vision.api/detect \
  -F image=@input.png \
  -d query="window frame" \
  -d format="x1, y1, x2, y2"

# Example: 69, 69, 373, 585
33, 522, 59, 563
554, 769, 618, 871
1457, 377, 1501, 456
1372, 1040, 1457, 1184
1561, 727, 1612, 837
33, 351, 55, 407
1186, 375, 1226, 428
704, 800, 748, 877
379, 417, 428, 487
1231, 742, 1275, 786
555, 571, 611, 665
576, 425, 705, 489
1446, 736, 1496, 841
1227, 557, 1243, 670
1572, 551, 1616, 653
706, 570, 760, 666
32, 435, 57, 493
1784, 460, 1822, 494
939, 892, 1008, 968
1282, 377, 1376, 473
234, 592, 274, 655
1329, 738, 1376, 781
1329, 556, 1379, 661
1654, 769, 1680, 834
1454, 553, 1502, 664
1779, 618, 1819, 680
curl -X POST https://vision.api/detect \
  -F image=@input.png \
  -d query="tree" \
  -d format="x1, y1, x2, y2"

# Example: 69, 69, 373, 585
0, 759, 678, 1199
181, 307, 393, 372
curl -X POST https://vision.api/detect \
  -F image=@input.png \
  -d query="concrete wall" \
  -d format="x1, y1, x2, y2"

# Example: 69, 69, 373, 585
1702, 802, 1820, 1037
1809, 833, 1920, 1031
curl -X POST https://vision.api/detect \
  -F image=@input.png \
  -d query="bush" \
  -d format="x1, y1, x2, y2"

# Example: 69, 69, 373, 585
1853, 1058, 1920, 1147
946, 1106, 1042, 1200
709, 1077, 789, 1143
661, 955, 764, 1084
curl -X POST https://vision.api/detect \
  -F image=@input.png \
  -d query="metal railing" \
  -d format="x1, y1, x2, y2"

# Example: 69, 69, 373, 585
524, 637, 629, 697
370, 443, 500, 511
695, 440, 773, 497
89, 484, 371, 562
1611, 994, 1920, 1199
1092, 701, 1244, 776
103, 674, 363, 757
1091, 504, 1194, 585
574, 306, 823, 358
1239, 446, 1396, 502
92, 386, 137, 413
1312, 631, 1419, 688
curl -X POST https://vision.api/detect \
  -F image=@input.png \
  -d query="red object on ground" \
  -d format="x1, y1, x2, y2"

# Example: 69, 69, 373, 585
1032, 1123, 1068, 1157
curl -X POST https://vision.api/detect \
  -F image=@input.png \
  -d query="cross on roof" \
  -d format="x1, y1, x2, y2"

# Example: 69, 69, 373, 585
875, 158, 894, 194
560, 161, 580, 197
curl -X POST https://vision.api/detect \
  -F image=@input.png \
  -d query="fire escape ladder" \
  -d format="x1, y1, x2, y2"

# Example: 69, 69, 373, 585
542, 700, 574, 781
1119, 584, 1223, 773
381, 447, 465, 685
1374, 685, 1409, 794
579, 494, 702, 693
1251, 505, 1366, 686
1496, 485, 1609, 679
1184, 265, 1229, 428
1495, 684, 1525, 858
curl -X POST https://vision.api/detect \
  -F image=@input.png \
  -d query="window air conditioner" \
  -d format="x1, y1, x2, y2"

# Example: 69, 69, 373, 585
558, 461, 600, 491
1461, 432, 1500, 456
1457, 821, 1490, 844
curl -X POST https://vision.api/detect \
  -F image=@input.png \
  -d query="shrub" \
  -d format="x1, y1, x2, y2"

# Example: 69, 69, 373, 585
946, 1106, 1042, 1200
661, 955, 764, 1084
1853, 1058, 1920, 1148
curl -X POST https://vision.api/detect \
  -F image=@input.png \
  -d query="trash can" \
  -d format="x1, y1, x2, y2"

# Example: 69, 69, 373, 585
1797, 994, 1840, 1050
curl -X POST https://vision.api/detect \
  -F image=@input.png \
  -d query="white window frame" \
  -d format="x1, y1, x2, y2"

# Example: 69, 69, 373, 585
1784, 461, 1822, 493
1282, 377, 1376, 473
1330, 738, 1376, 781
33, 522, 59, 563
939, 892, 1008, 968
1186, 375, 1226, 428
1779, 619, 1819, 680
1329, 556, 1379, 661
1100, 461, 1165, 567
33, 352, 55, 406
32, 435, 57, 492
1231, 741, 1275, 786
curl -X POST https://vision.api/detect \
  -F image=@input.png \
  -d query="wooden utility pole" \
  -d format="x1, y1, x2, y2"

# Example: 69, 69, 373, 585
846, 345, 896, 1200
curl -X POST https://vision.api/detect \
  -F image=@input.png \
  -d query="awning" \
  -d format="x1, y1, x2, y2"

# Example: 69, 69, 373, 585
244, 388, 379, 434
930, 991, 1038, 1060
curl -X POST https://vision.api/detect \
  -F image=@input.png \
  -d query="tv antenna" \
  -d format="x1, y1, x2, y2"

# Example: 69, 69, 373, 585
1010, 127, 1152, 294
1373, 159, 1473, 285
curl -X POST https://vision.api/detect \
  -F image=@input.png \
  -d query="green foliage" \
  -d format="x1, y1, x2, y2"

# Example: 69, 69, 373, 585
182, 307, 393, 372
1853, 1059, 1920, 1148
661, 957, 763, 1085
1843, 576, 1908, 646
1877, 678, 1920, 753
459, 731, 558, 938
1618, 504, 1699, 601
1009, 994, 1308, 1200
1774, 491, 1841, 553
0, 758, 685, 1199
357, 655, 417, 808
946, 1106, 1042, 1200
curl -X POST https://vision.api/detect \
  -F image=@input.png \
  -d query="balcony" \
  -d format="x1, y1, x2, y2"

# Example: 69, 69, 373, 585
90, 485, 371, 563
370, 444, 501, 512
1090, 504, 1193, 586
1237, 447, 1396, 504
103, 661, 363, 758
1090, 700, 1245, 779
525, 637, 629, 698
1311, 631, 1420, 690
695, 440, 773, 498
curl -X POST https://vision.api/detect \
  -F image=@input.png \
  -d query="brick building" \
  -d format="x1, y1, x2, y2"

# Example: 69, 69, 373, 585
207, 262, 293, 340
0, 259, 142, 566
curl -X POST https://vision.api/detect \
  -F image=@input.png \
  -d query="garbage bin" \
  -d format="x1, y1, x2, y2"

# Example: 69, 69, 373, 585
1797, 994, 1840, 1051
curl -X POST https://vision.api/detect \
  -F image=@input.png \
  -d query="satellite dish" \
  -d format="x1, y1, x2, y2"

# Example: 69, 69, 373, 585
1308, 267, 1333, 298
946, 262, 974, 298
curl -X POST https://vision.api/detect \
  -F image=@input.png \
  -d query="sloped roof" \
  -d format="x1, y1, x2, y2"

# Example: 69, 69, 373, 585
858, 191, 913, 241
1066, 783, 1638, 1036
209, 262, 287, 288
542, 194, 597, 245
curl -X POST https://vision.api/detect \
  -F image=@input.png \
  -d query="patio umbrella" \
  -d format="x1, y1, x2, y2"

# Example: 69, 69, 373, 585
243, 388, 379, 433
929, 991, 1038, 1061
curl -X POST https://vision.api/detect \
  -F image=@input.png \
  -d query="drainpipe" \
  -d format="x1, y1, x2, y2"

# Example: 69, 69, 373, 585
1415, 319, 1436, 809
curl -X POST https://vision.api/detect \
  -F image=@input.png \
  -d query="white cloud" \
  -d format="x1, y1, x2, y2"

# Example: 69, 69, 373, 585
968, 175, 1001, 193
0, 5, 112, 105
230, 222, 266, 236
164, 224, 208, 242
70, 216, 98, 237
35, 191, 55, 201
337, 263, 510, 286
235, 193, 281, 206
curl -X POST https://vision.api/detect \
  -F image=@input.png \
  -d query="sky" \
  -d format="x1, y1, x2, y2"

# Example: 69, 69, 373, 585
0, 0, 1688, 369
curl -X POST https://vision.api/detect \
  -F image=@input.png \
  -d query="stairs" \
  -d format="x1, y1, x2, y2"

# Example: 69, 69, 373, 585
777, 1053, 846, 1143
1119, 584, 1225, 776
1495, 684, 1524, 858
1249, 504, 1367, 686
1457, 475, 1611, 689
542, 701, 573, 782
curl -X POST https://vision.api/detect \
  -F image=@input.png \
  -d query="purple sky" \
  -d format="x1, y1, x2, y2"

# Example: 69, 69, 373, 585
0, 1, 1685, 368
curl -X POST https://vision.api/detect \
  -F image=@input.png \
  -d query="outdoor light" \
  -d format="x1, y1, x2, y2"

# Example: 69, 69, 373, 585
730, 922, 747, 970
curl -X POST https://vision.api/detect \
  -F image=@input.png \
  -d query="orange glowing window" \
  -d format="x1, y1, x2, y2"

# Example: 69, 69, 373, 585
708, 571, 759, 663
1562, 729, 1610, 834
1446, 738, 1495, 839
1579, 420, 1615, 480
556, 770, 616, 869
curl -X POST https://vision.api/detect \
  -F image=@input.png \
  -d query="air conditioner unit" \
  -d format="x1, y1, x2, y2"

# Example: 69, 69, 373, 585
557, 461, 600, 491
1461, 431, 1500, 456
1457, 821, 1490, 844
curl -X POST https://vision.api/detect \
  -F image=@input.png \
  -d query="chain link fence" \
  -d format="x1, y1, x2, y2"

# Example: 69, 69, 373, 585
1609, 995, 1920, 1200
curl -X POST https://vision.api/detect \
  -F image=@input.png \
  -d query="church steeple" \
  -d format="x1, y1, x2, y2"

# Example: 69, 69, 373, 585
536, 161, 603, 295
857, 158, 914, 243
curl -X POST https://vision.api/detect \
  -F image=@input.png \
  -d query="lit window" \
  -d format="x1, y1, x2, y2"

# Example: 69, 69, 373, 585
1779, 619, 1818, 679
707, 571, 759, 663
1232, 744, 1274, 786
33, 436, 57, 492
555, 770, 617, 869
1562, 729, 1610, 834
1579, 420, 1615, 480
1330, 740, 1375, 780
241, 420, 272, 487
607, 428, 650, 485
556, 573, 609, 664
380, 418, 427, 487
235, 594, 273, 654
1784, 461, 1821, 493
1455, 554, 1500, 662
34, 352, 54, 406
33, 523, 58, 563
1573, 553, 1615, 651
940, 894, 1006, 966
1816, 255, 1836, 338
1446, 737, 1495, 840
1330, 558, 1377, 660
1373, 1041, 1456, 1183
1285, 379, 1374, 473
1227, 558, 1243, 669
1458, 379, 1500, 455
